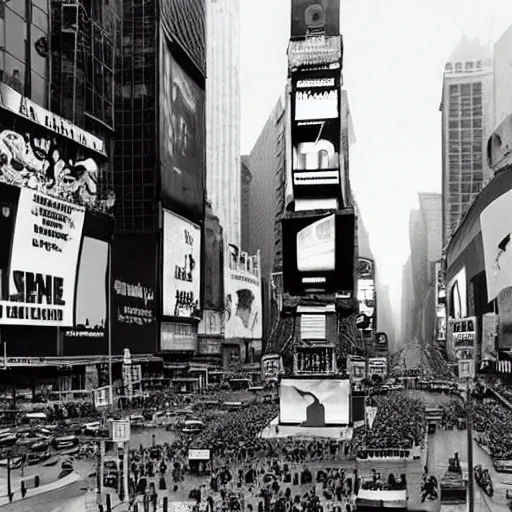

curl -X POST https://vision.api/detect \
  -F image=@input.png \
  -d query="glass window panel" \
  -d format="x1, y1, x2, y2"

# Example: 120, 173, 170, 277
31, 71, 47, 108
3, 53, 25, 94
5, 9, 26, 62
32, 6, 48, 32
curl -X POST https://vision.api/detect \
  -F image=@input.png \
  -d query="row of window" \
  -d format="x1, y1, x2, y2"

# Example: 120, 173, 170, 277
448, 171, 483, 181
448, 183, 482, 194
448, 118, 482, 129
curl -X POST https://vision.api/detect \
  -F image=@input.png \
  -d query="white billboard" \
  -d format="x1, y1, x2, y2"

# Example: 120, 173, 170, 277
481, 189, 512, 301
295, 90, 338, 121
448, 266, 467, 319
162, 210, 201, 318
2, 188, 85, 326
279, 378, 350, 425
224, 266, 262, 339
296, 214, 335, 272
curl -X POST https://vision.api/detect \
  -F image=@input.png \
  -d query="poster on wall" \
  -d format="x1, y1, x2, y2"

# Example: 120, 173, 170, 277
498, 287, 512, 350
160, 28, 205, 221
357, 278, 375, 331
224, 264, 262, 340
1, 188, 85, 326
162, 210, 201, 318
111, 234, 157, 353
481, 189, 512, 301
64, 237, 108, 338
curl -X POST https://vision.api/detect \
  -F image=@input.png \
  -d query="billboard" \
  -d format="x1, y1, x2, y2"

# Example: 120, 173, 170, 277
64, 237, 108, 340
0, 83, 111, 211
447, 317, 477, 361
111, 234, 157, 354
357, 258, 374, 279
279, 378, 350, 425
261, 354, 283, 380
357, 278, 375, 331
480, 188, 512, 301
160, 28, 205, 222
368, 357, 387, 381
1, 188, 85, 326
481, 312, 498, 362
162, 210, 201, 318
282, 212, 355, 296
294, 86, 338, 121
347, 356, 366, 382
224, 247, 262, 340
498, 287, 512, 349
204, 206, 223, 310
448, 266, 467, 319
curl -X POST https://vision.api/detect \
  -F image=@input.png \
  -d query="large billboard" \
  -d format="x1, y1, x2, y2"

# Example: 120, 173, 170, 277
0, 83, 110, 211
1, 188, 84, 326
162, 210, 201, 318
160, 28, 205, 222
224, 246, 262, 340
291, 71, 341, 196
447, 317, 477, 362
63, 237, 108, 340
357, 278, 375, 331
282, 212, 355, 296
279, 378, 350, 425
111, 234, 157, 354
480, 188, 512, 301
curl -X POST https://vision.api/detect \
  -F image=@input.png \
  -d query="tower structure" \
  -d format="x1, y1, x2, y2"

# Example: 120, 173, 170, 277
269, 0, 358, 376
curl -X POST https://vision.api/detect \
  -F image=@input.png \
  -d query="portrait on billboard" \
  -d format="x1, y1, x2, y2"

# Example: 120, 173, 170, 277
480, 189, 512, 301
162, 210, 201, 318
1, 188, 85, 326
224, 267, 262, 339
0, 83, 112, 211
65, 237, 108, 338
160, 30, 205, 220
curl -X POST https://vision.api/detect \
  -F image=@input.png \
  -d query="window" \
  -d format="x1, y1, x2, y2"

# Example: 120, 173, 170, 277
455, 62, 462, 72
465, 61, 473, 71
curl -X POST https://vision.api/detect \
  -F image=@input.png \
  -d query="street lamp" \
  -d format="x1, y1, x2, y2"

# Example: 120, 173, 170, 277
466, 377, 475, 512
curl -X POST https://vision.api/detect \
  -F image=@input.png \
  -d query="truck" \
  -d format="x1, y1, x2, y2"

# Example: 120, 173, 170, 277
440, 453, 468, 505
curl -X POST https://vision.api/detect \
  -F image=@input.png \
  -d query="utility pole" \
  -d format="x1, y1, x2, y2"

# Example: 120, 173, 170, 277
467, 378, 475, 512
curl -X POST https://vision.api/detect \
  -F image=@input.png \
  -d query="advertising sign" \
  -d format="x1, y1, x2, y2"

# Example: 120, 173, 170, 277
357, 278, 375, 331
198, 310, 223, 336
1, 188, 85, 326
448, 266, 467, 319
224, 248, 262, 340
261, 354, 283, 380
458, 359, 475, 379
294, 88, 338, 121
64, 237, 108, 339
481, 313, 498, 362
481, 188, 512, 301
111, 234, 157, 354
435, 260, 446, 304
162, 210, 201, 318
0, 84, 110, 211
498, 286, 512, 349
160, 28, 205, 221
282, 212, 355, 296
279, 378, 350, 425
161, 322, 197, 352
290, 0, 340, 38
447, 317, 477, 361
204, 206, 223, 310
357, 258, 374, 279
347, 357, 366, 382
368, 357, 388, 380
94, 386, 111, 408
85, 365, 99, 390
188, 449, 210, 461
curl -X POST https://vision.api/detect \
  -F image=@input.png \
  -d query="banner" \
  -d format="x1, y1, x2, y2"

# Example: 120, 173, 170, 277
224, 248, 262, 340
366, 406, 378, 430
162, 210, 201, 318
111, 234, 157, 354
481, 313, 498, 362
498, 287, 512, 349
481, 188, 512, 301
64, 237, 108, 339
1, 188, 85, 326
160, 28, 205, 221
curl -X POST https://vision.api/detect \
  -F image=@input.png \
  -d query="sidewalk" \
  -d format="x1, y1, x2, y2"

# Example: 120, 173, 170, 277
0, 471, 83, 507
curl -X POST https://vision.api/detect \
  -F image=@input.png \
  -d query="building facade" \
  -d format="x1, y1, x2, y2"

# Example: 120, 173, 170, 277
494, 24, 512, 129
440, 35, 494, 245
206, 0, 241, 247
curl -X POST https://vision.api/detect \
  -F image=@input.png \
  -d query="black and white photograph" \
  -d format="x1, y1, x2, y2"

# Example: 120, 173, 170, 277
0, 1, 512, 511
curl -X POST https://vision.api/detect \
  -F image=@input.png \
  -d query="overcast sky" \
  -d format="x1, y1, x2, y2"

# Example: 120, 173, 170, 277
240, 0, 512, 332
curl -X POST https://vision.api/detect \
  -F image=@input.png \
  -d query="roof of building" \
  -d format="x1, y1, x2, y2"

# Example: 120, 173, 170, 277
447, 33, 491, 63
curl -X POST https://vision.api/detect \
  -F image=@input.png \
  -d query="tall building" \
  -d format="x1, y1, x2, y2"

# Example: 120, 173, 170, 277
206, 0, 241, 247
240, 155, 252, 251
243, 93, 287, 341
401, 256, 414, 343
494, 24, 512, 128
440, 35, 494, 245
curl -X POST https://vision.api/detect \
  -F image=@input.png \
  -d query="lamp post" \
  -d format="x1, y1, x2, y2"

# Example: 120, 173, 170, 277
466, 377, 475, 512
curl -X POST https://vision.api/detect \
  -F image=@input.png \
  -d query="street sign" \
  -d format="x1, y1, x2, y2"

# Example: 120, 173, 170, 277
110, 420, 130, 443
188, 449, 210, 460
94, 386, 111, 408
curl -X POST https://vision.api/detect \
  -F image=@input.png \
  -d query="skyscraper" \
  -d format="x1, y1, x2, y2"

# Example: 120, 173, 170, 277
494, 24, 512, 129
440, 35, 494, 245
206, 0, 241, 247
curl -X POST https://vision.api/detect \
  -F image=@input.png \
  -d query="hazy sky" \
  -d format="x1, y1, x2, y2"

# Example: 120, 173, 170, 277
240, 0, 512, 328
